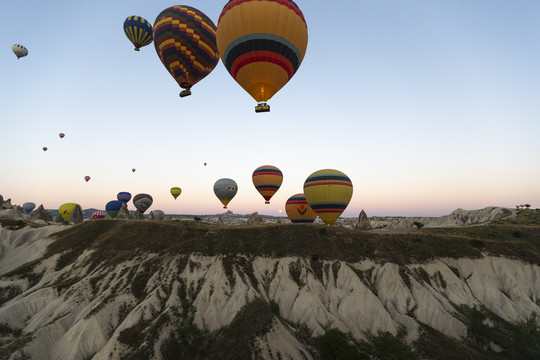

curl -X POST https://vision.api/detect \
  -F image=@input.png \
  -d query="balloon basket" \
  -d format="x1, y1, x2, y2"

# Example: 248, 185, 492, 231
265, 201, 270, 204
180, 89, 192, 98
255, 103, 270, 113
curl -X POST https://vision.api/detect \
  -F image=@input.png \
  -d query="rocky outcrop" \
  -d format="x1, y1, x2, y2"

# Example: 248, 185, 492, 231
132, 209, 144, 220
115, 203, 130, 219
247, 212, 264, 225
1, 197, 12, 209
30, 205, 53, 222
147, 211, 154, 220
355, 210, 372, 230
68, 205, 83, 224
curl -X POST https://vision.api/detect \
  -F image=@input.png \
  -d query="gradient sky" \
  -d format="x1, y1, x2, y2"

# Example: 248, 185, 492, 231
2, 0, 539, 217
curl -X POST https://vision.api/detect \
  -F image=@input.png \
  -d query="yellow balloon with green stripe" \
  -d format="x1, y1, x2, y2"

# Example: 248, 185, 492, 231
217, 0, 308, 104
303, 169, 353, 226
170, 187, 182, 200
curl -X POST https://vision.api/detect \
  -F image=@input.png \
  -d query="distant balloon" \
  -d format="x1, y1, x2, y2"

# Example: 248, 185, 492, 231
59, 133, 65, 139
91, 211, 106, 220
84, 176, 91, 182
213, 178, 238, 209
123, 16, 153, 51
22, 202, 36, 214
12, 44, 28, 59
42, 147, 48, 152
252, 165, 283, 204
132, 168, 136, 173
153, 5, 219, 97
117, 192, 132, 203
106, 200, 123, 219
170, 187, 182, 200
303, 169, 353, 226
150, 210, 165, 219
59, 203, 80, 222
285, 194, 317, 223
204, 162, 207, 166
133, 193, 153, 213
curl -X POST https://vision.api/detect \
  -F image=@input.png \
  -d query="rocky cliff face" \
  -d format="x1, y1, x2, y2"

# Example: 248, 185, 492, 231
0, 219, 538, 360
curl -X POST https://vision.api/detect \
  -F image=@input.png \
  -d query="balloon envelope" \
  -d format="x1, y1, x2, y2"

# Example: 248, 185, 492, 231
91, 211, 106, 219
153, 5, 219, 95
150, 210, 165, 219
123, 16, 153, 51
303, 169, 353, 226
22, 202, 36, 214
170, 187, 182, 199
59, 133, 65, 138
42, 147, 48, 151
12, 44, 28, 59
132, 168, 136, 172
106, 200, 123, 219
117, 192, 132, 203
213, 178, 238, 208
133, 193, 153, 213
252, 165, 283, 204
59, 203, 80, 222
84, 176, 91, 182
285, 194, 316, 223
216, 0, 308, 103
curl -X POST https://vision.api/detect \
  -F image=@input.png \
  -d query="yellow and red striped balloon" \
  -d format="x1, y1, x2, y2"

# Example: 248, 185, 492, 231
252, 165, 283, 204
303, 169, 353, 226
285, 193, 317, 223
217, 0, 308, 104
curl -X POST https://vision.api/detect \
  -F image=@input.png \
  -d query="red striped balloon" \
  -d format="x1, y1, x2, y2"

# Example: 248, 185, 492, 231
91, 211, 106, 219
285, 193, 317, 223
252, 165, 283, 204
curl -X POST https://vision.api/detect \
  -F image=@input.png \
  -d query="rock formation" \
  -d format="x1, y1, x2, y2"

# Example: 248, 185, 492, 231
68, 205, 83, 224
30, 205, 53, 222
132, 209, 145, 220
1, 197, 12, 209
217, 216, 224, 225
355, 209, 373, 230
115, 203, 130, 219
247, 211, 264, 225
54, 214, 64, 223
148, 211, 154, 220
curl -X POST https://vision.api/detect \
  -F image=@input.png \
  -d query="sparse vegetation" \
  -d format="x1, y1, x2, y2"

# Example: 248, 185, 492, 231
413, 221, 424, 229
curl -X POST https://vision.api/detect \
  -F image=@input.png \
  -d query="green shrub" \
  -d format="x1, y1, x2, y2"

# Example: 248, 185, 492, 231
369, 330, 419, 360
315, 328, 368, 360
511, 312, 540, 360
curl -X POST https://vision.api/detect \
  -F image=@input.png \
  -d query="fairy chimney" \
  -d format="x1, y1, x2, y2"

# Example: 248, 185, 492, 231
355, 210, 372, 230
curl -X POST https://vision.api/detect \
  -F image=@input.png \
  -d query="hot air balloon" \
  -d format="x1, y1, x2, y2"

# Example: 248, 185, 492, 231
117, 192, 132, 203
213, 178, 237, 209
12, 44, 28, 59
106, 200, 123, 219
170, 187, 182, 200
204, 162, 207, 166
59, 133, 65, 139
84, 176, 91, 182
252, 165, 283, 204
123, 16, 153, 51
42, 147, 48, 151
91, 211, 106, 219
59, 203, 80, 222
285, 194, 317, 223
132, 168, 136, 173
153, 5, 219, 98
150, 210, 165, 219
303, 169, 353, 226
216, 0, 308, 112
22, 202, 36, 214
133, 193, 153, 213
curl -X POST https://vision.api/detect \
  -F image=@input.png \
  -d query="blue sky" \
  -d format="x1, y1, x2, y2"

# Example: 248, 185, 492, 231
2, 0, 539, 217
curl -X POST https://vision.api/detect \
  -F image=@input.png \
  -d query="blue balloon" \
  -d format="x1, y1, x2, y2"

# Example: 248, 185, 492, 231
106, 200, 124, 219
117, 192, 132, 203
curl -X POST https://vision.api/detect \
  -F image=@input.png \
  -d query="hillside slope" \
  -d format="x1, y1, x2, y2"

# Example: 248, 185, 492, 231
0, 213, 539, 359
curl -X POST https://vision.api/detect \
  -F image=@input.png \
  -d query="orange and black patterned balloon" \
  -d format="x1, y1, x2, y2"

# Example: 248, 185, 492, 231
285, 193, 317, 223
153, 6, 219, 93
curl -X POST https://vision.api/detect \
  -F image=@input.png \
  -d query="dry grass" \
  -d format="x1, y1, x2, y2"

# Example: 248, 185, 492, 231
43, 211, 540, 267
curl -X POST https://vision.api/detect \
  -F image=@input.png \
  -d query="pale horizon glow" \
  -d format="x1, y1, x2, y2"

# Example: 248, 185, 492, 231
1, 0, 539, 218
